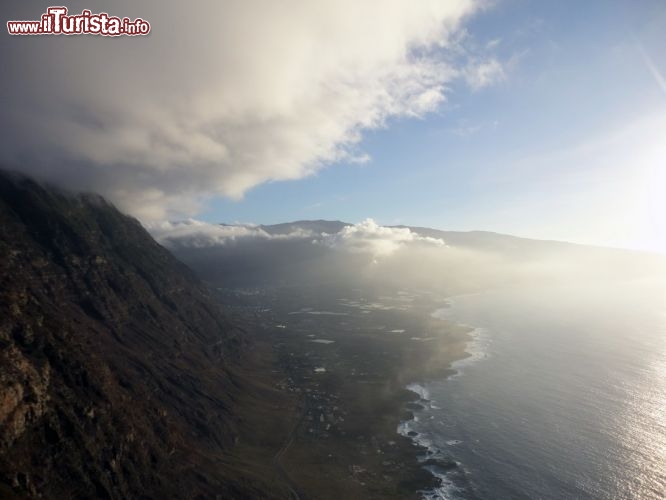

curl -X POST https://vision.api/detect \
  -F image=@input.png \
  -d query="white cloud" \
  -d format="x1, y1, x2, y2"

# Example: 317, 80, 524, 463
147, 219, 314, 248
150, 217, 445, 257
463, 58, 505, 89
148, 220, 269, 247
320, 218, 445, 257
1, 0, 493, 220
486, 38, 502, 50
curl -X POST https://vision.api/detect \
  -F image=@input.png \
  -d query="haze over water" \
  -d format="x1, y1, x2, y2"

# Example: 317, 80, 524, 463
404, 279, 666, 499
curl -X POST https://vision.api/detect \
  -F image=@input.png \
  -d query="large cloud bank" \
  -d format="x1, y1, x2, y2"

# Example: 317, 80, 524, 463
1, 0, 496, 219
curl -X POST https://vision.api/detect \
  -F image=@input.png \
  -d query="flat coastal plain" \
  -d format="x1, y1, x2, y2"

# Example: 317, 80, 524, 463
220, 286, 471, 499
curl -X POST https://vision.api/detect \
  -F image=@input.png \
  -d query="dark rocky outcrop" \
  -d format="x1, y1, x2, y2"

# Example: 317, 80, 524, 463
0, 171, 274, 499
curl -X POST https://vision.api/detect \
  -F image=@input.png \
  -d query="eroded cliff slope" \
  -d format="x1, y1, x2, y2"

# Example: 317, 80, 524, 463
0, 171, 274, 499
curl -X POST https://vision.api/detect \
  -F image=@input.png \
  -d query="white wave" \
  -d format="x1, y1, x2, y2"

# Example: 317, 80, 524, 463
289, 310, 348, 315
406, 382, 431, 401
449, 327, 490, 377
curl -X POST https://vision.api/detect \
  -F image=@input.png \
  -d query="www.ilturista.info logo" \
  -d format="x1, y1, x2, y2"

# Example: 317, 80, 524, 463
7, 6, 151, 36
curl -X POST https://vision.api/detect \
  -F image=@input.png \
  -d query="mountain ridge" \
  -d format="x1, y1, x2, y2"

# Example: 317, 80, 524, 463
0, 171, 278, 499
256, 219, 657, 256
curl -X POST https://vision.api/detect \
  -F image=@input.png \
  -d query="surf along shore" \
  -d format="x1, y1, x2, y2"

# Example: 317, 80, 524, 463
223, 286, 473, 499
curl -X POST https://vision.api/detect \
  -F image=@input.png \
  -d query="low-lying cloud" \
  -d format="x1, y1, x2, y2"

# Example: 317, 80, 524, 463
320, 218, 445, 257
1, 0, 499, 219
148, 219, 314, 248
151, 218, 444, 258
153, 218, 666, 292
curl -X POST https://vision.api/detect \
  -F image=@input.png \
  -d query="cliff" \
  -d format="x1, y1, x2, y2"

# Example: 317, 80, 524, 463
0, 171, 274, 499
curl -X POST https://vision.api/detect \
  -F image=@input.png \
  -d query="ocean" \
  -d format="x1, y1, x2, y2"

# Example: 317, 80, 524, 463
399, 279, 666, 499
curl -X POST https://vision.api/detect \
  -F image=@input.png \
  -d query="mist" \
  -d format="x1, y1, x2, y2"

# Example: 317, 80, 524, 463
151, 219, 666, 298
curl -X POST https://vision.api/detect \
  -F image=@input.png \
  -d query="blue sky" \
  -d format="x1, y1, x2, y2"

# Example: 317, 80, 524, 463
3, 1, 664, 252
200, 0, 666, 253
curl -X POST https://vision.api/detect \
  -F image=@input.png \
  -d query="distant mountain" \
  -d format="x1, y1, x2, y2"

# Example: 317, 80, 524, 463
262, 220, 651, 259
167, 219, 663, 291
0, 171, 275, 499
260, 219, 349, 236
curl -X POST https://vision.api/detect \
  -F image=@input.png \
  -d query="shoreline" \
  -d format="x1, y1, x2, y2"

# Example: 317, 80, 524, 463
396, 323, 486, 499
224, 286, 476, 498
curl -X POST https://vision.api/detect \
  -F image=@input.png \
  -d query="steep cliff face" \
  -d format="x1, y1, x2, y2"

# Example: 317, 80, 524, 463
0, 171, 270, 499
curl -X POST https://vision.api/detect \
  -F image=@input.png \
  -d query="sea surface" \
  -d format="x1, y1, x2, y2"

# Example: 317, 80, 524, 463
399, 279, 666, 499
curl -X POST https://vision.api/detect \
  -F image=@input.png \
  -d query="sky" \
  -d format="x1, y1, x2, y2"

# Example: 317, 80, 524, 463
2, 1, 665, 253
201, 0, 666, 253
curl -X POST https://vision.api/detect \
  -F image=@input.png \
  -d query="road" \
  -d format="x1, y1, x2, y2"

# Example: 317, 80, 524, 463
272, 396, 311, 500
